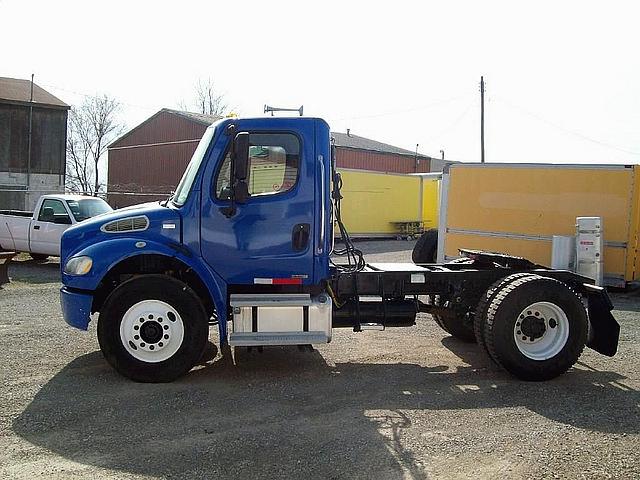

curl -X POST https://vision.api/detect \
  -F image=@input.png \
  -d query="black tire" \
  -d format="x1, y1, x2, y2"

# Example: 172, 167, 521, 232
484, 275, 588, 381
430, 295, 476, 343
412, 229, 438, 264
30, 253, 49, 261
474, 273, 538, 359
446, 257, 474, 265
98, 275, 209, 383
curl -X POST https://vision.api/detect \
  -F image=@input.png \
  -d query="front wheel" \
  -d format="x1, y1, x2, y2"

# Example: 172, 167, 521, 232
98, 275, 209, 382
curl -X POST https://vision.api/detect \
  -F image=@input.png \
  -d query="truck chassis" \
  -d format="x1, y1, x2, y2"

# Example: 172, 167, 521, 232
327, 249, 619, 381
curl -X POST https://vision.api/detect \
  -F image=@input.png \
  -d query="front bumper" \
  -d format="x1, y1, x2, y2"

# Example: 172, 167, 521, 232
60, 286, 93, 330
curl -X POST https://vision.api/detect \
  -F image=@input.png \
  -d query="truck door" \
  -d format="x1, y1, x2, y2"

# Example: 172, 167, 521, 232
30, 198, 73, 256
200, 125, 315, 285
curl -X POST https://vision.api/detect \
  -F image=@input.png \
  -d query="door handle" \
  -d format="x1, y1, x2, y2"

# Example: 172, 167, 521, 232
33, 225, 40, 230
292, 223, 310, 252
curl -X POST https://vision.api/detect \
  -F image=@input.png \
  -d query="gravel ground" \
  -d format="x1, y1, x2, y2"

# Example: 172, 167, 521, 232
0, 243, 638, 480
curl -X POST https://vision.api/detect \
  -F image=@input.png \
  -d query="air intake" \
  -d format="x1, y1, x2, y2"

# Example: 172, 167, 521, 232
101, 215, 149, 233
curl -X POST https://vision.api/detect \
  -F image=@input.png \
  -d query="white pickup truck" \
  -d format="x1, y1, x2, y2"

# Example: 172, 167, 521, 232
0, 194, 112, 259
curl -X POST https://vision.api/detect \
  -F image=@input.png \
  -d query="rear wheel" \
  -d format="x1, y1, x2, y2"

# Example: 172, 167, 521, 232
429, 294, 476, 343
484, 275, 587, 381
474, 273, 538, 357
98, 275, 209, 382
412, 229, 438, 264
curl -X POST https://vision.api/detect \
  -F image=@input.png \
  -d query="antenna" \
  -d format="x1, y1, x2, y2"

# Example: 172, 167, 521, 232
263, 105, 304, 117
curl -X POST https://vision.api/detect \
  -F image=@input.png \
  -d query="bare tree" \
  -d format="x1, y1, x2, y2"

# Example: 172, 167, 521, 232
180, 78, 231, 116
66, 95, 124, 196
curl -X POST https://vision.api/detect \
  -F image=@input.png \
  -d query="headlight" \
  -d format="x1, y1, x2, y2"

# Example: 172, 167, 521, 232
64, 256, 93, 275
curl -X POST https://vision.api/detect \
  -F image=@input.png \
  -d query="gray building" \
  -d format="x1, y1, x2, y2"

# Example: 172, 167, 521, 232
0, 77, 69, 210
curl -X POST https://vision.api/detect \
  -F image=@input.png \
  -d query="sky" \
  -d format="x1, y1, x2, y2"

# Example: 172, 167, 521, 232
2, 0, 639, 164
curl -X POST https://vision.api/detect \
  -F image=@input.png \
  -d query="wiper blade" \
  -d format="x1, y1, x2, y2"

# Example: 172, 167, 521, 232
161, 191, 174, 207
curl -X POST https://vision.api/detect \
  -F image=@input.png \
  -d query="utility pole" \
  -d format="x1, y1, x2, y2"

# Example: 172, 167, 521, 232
480, 76, 485, 163
27, 73, 34, 189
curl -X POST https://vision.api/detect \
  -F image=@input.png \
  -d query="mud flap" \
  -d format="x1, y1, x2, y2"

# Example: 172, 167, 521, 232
583, 283, 620, 357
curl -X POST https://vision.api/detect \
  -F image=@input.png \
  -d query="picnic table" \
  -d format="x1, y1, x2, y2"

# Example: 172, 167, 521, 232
0, 251, 17, 286
390, 220, 426, 240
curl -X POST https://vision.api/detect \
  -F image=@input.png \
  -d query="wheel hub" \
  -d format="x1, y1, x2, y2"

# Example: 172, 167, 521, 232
140, 321, 163, 344
120, 300, 184, 363
513, 301, 570, 361
520, 315, 546, 340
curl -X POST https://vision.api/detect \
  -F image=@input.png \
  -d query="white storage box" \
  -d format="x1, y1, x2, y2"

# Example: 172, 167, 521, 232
228, 294, 332, 346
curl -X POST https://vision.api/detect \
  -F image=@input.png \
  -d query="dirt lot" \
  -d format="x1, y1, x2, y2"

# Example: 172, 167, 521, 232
0, 242, 638, 479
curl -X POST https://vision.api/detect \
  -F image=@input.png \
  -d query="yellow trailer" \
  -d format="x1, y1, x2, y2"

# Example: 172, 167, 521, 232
337, 169, 440, 237
437, 163, 640, 287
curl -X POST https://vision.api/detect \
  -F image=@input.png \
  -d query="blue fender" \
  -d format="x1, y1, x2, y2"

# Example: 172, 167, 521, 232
62, 237, 229, 341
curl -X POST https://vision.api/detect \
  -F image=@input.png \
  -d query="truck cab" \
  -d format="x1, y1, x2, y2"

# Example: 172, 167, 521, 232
61, 117, 334, 381
60, 116, 619, 383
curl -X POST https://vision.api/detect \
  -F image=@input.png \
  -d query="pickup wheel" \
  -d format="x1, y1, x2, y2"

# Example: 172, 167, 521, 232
484, 275, 588, 381
30, 253, 49, 261
98, 275, 209, 383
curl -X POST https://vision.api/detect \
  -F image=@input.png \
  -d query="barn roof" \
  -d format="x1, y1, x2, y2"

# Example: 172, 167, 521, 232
332, 131, 431, 158
0, 77, 69, 109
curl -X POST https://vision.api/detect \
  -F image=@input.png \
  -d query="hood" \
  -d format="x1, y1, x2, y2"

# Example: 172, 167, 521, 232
61, 202, 182, 261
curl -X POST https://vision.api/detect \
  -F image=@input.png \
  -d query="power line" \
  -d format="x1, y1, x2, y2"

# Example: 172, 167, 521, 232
495, 96, 640, 156
329, 94, 472, 121
39, 82, 160, 112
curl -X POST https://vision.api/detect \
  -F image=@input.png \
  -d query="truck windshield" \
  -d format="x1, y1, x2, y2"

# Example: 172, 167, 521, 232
172, 125, 217, 206
65, 198, 113, 222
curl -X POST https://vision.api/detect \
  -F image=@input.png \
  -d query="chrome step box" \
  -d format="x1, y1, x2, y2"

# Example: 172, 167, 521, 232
228, 294, 332, 346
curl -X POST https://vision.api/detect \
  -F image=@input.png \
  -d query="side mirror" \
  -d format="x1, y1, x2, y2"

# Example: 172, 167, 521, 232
232, 132, 250, 181
232, 132, 250, 203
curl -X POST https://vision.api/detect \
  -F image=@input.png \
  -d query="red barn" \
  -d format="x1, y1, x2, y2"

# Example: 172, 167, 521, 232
107, 109, 433, 207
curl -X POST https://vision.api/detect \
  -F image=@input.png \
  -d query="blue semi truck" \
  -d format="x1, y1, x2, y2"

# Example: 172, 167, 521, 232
59, 117, 620, 382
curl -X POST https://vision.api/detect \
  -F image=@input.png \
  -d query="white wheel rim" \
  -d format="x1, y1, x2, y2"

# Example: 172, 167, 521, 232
513, 301, 569, 361
120, 300, 184, 363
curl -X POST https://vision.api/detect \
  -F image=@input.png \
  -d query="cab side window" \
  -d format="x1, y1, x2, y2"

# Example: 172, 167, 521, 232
216, 133, 300, 200
38, 199, 72, 225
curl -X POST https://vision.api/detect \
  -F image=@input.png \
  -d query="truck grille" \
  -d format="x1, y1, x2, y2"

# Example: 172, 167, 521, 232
101, 216, 149, 233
